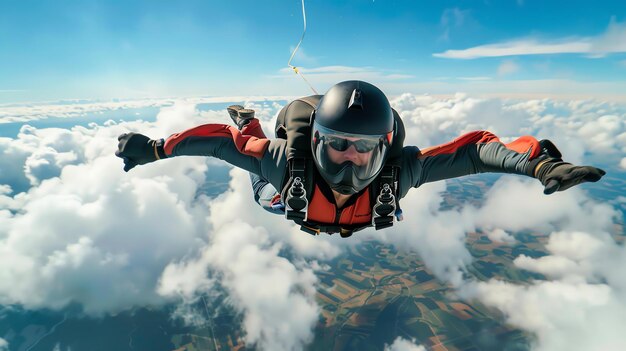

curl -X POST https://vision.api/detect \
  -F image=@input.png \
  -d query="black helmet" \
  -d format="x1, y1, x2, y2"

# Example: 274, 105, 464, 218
311, 81, 395, 195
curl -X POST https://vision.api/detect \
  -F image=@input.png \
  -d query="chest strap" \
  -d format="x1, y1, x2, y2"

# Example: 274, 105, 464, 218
298, 221, 368, 238
285, 161, 402, 236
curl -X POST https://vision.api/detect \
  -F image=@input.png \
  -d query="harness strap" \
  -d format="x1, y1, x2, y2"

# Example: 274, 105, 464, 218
285, 158, 309, 221
282, 96, 318, 223
298, 222, 362, 238
297, 96, 319, 109
288, 164, 402, 235
372, 165, 401, 230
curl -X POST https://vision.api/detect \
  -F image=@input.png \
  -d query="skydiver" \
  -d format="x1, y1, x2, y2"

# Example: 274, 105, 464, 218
116, 80, 605, 236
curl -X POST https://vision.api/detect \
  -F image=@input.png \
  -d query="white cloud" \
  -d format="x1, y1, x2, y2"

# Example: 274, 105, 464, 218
0, 96, 297, 124
0, 94, 624, 350
390, 93, 626, 166
452, 176, 624, 351
0, 338, 7, 351
620, 157, 626, 169
486, 228, 516, 244
0, 104, 245, 315
385, 337, 426, 351
0, 152, 212, 314
434, 39, 590, 59
377, 168, 621, 346
461, 228, 626, 351
497, 60, 520, 76
390, 93, 533, 145
158, 168, 335, 351
514, 254, 582, 280
383, 79, 626, 102
160, 220, 321, 351
434, 19, 626, 59
204, 222, 319, 351
0, 98, 172, 124
463, 279, 626, 351
475, 177, 617, 234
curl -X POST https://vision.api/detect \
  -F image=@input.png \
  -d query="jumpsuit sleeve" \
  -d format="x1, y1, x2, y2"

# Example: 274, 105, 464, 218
162, 123, 288, 191
399, 131, 543, 197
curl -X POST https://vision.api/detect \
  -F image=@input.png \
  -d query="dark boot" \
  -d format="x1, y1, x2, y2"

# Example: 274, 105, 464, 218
227, 105, 255, 130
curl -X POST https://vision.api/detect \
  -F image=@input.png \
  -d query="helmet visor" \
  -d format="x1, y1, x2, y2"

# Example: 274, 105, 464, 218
312, 123, 391, 184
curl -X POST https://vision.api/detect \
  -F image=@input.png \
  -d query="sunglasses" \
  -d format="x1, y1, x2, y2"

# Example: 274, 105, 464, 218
325, 136, 380, 153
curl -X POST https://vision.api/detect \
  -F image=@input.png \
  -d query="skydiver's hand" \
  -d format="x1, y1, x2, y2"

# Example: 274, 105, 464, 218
535, 160, 606, 195
115, 133, 166, 172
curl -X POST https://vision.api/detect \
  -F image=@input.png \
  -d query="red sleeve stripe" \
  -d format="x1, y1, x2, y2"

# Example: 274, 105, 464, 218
503, 136, 541, 159
164, 123, 270, 159
418, 131, 541, 160
418, 131, 500, 158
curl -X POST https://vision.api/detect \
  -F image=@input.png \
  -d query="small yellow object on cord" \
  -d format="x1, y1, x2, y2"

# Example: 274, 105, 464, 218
287, 0, 318, 95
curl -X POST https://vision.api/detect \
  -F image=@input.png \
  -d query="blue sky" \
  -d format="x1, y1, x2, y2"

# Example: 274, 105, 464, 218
1, 0, 625, 103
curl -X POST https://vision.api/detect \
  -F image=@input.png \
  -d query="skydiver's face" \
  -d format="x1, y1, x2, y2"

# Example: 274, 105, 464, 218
325, 136, 374, 167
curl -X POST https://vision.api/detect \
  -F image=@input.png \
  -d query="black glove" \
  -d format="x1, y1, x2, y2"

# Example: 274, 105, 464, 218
535, 160, 606, 194
526, 139, 605, 194
115, 133, 167, 172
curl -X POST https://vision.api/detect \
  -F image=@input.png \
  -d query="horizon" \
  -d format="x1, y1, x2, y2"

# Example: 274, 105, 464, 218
1, 0, 626, 104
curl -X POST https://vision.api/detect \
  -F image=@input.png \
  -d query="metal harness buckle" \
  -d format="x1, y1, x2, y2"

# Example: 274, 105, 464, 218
372, 183, 395, 230
286, 176, 308, 221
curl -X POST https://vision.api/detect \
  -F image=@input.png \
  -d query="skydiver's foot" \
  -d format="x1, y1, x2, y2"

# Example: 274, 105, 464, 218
238, 109, 255, 128
227, 105, 255, 130
227, 105, 244, 124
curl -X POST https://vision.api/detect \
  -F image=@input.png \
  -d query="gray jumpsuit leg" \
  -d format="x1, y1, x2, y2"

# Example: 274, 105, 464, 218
233, 113, 284, 214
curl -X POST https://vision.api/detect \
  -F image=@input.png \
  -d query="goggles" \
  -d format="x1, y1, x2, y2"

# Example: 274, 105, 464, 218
325, 135, 380, 153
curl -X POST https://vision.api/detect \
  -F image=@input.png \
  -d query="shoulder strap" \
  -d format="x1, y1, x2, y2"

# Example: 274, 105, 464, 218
298, 95, 319, 109
369, 109, 405, 230
286, 95, 321, 160
277, 96, 321, 222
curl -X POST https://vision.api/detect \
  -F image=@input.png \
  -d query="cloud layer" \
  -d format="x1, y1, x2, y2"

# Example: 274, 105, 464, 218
0, 94, 624, 350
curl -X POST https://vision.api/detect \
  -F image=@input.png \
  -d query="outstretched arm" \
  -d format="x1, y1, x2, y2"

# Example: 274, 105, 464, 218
115, 123, 288, 191
401, 131, 604, 195
163, 123, 269, 172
